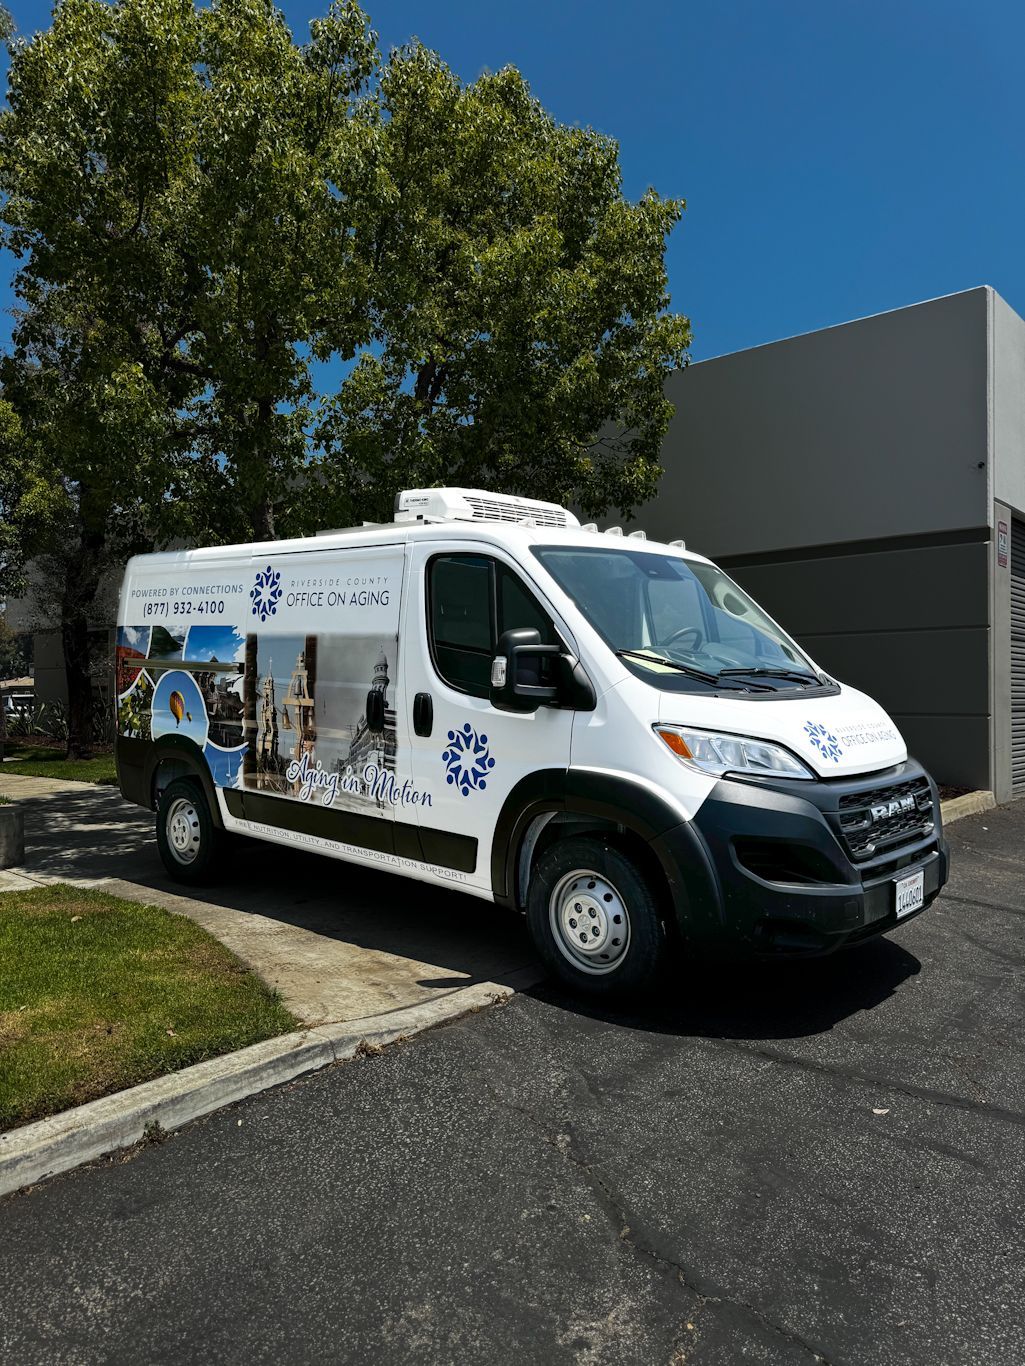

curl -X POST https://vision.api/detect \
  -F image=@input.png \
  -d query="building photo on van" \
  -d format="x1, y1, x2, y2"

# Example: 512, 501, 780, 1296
115, 487, 949, 997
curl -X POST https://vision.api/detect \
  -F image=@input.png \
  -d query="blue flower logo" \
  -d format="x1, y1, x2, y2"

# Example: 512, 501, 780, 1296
251, 565, 282, 622
443, 723, 495, 796
804, 720, 843, 763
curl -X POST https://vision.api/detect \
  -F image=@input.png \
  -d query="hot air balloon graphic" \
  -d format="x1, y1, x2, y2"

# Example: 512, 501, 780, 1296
169, 690, 185, 728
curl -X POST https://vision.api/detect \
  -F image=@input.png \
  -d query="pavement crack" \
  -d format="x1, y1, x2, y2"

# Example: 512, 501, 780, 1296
872, 1127, 993, 1175
957, 931, 1025, 967
938, 892, 1025, 921
483, 1082, 834, 1365
710, 1038, 1025, 1131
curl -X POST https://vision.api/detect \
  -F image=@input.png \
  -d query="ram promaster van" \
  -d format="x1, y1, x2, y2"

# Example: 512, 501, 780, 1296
115, 487, 948, 996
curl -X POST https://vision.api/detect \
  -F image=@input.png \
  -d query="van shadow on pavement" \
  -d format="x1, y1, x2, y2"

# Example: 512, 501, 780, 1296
9, 780, 927, 1037
528, 934, 922, 1043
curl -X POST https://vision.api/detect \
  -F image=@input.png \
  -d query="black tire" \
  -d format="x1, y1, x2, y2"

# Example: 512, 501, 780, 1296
155, 777, 222, 884
526, 835, 669, 998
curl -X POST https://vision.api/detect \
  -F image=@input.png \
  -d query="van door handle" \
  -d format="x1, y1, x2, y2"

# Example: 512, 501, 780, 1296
413, 692, 433, 738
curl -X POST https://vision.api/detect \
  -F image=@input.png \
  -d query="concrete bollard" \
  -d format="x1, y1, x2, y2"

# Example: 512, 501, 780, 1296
0, 802, 25, 868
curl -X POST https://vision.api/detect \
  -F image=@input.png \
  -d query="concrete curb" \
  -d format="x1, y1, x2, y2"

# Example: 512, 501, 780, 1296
940, 790, 996, 825
0, 966, 542, 1200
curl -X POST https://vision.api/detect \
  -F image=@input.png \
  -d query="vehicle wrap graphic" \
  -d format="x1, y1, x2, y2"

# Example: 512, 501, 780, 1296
443, 723, 496, 796
804, 720, 843, 763
117, 550, 431, 811
250, 565, 283, 622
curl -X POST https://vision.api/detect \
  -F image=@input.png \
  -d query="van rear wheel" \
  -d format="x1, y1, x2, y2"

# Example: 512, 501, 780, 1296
526, 836, 668, 997
156, 778, 222, 884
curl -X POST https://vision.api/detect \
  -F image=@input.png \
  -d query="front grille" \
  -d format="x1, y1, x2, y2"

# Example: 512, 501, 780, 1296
837, 776, 933, 860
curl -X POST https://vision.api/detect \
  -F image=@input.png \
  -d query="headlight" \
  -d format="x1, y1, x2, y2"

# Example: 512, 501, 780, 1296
654, 725, 814, 780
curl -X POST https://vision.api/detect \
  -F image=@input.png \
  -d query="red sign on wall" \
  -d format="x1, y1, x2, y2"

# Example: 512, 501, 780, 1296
997, 520, 1009, 568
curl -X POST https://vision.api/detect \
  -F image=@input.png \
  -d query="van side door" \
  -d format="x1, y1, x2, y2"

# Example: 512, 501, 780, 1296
234, 542, 408, 861
401, 541, 576, 895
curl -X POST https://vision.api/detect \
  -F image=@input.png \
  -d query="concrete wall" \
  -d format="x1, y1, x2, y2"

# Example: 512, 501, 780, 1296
992, 290, 1025, 520
647, 287, 991, 558
635, 288, 1004, 790
31, 629, 68, 710
723, 541, 992, 790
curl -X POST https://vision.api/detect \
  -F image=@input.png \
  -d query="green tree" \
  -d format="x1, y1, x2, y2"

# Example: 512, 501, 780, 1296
0, 3, 687, 753
318, 45, 690, 523
164, 0, 378, 542
0, 618, 32, 680
0, 0, 377, 752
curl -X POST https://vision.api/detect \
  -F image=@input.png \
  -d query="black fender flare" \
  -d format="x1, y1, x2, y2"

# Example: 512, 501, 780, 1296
117, 734, 225, 830
491, 769, 722, 940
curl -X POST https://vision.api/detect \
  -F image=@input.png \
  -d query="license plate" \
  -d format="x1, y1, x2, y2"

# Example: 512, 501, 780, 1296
895, 869, 925, 919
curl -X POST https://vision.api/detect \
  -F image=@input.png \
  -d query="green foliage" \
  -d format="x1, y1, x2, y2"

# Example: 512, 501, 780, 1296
117, 674, 153, 739
0, 615, 32, 678
0, 1, 688, 739
0, 0, 380, 549
1, 0, 687, 540
0, 748, 116, 783
10, 697, 70, 743
319, 46, 690, 522
161, 0, 380, 541
0, 395, 62, 600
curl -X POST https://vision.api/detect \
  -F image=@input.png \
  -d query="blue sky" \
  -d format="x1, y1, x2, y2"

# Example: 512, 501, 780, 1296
183, 622, 247, 664
2, 0, 1023, 361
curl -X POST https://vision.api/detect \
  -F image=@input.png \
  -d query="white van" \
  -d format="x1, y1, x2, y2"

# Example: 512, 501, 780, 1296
114, 487, 948, 995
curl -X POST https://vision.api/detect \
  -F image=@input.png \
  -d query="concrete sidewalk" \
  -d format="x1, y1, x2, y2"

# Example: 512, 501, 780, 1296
0, 774, 539, 1026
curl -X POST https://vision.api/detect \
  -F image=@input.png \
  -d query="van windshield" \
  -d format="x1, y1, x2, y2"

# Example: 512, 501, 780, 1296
533, 545, 824, 693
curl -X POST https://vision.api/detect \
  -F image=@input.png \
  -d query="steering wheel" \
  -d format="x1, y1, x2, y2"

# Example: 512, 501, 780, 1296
663, 625, 704, 652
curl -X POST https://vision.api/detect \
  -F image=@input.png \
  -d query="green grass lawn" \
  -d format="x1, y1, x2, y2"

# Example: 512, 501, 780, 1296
0, 884, 298, 1130
0, 745, 117, 784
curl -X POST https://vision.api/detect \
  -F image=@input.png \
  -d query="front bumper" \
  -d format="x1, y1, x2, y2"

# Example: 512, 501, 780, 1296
651, 758, 949, 957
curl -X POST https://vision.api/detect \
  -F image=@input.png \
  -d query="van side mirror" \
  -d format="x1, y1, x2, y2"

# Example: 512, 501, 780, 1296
490, 628, 562, 712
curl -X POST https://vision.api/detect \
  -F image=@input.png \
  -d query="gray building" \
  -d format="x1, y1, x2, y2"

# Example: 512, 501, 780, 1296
639, 285, 1025, 803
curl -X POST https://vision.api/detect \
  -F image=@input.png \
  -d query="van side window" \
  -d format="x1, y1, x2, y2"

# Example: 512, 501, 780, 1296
428, 554, 557, 697
429, 555, 494, 694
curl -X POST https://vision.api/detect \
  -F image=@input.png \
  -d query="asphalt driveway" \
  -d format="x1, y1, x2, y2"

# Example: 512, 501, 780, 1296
1, 801, 1023, 1365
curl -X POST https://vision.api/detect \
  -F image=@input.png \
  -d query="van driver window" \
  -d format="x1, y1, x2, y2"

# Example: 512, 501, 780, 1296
428, 555, 557, 697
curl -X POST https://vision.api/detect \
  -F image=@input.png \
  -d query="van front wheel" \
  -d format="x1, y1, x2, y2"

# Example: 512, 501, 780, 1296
156, 778, 221, 884
526, 837, 668, 997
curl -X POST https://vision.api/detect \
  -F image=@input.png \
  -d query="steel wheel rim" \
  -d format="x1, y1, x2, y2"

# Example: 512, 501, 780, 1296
166, 796, 202, 866
549, 868, 631, 975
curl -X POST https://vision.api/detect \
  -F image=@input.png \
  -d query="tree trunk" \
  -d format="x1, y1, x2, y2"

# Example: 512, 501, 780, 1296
54, 507, 107, 760
62, 609, 94, 759
253, 496, 275, 541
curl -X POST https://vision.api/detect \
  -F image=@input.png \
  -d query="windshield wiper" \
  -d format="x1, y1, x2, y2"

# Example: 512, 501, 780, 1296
718, 666, 822, 687
615, 650, 771, 690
